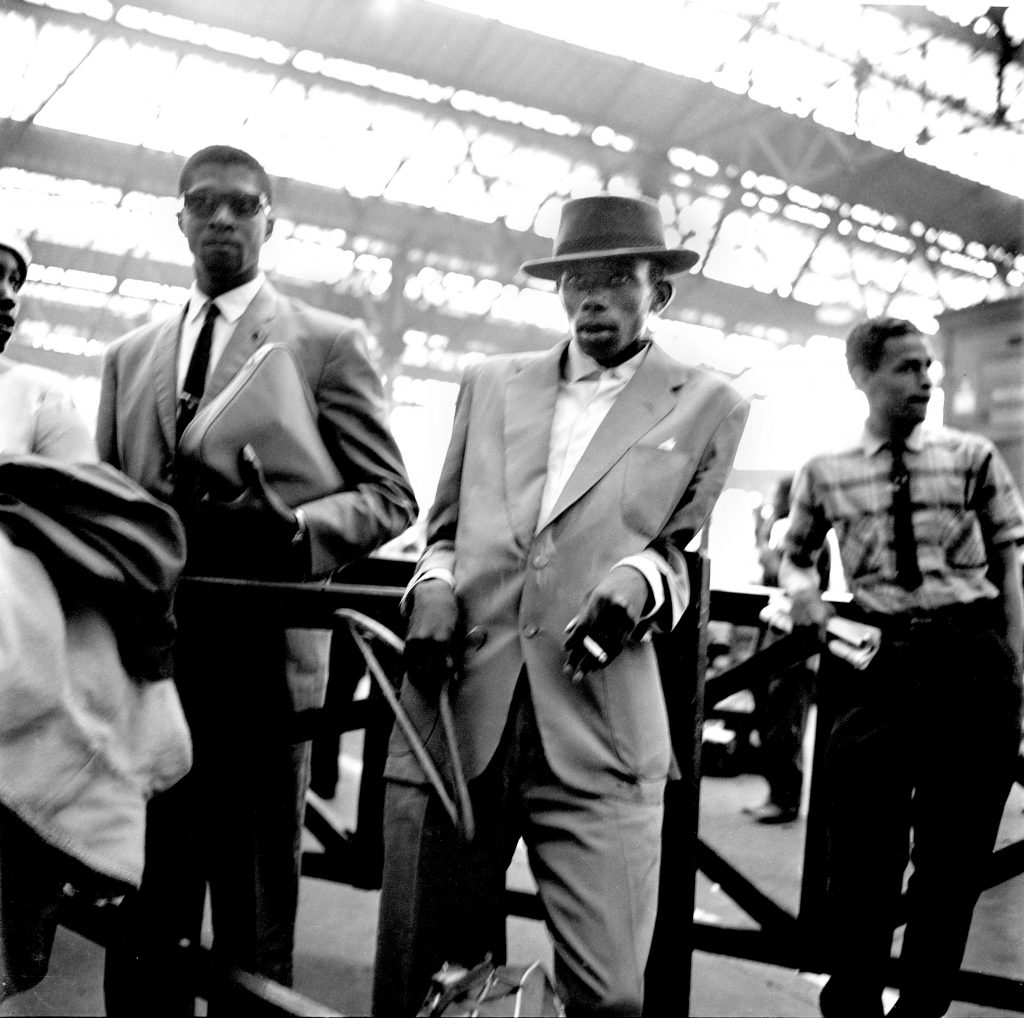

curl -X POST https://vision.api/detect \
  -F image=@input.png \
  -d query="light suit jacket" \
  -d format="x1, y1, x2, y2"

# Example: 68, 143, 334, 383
385, 339, 749, 795
96, 280, 418, 706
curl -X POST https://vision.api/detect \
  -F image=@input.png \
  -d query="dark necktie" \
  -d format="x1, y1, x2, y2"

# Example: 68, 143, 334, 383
177, 301, 219, 441
889, 441, 922, 590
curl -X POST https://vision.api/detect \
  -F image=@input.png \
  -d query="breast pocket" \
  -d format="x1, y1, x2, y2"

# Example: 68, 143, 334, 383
621, 445, 693, 538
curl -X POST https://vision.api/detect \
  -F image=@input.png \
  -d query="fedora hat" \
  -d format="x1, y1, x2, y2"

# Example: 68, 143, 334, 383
520, 194, 699, 281
0, 230, 31, 280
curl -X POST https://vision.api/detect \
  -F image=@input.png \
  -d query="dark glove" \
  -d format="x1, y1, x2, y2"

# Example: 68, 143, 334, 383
563, 566, 651, 683
189, 444, 305, 580
404, 578, 459, 694
227, 443, 301, 540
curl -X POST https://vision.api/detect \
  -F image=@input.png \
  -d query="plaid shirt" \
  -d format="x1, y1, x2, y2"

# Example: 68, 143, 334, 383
783, 425, 1024, 615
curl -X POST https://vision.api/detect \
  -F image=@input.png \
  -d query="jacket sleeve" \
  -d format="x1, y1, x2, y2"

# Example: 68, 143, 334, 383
299, 324, 419, 576
649, 390, 750, 629
409, 363, 480, 585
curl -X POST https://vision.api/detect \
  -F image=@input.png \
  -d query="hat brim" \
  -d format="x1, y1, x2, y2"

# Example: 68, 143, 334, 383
520, 246, 700, 281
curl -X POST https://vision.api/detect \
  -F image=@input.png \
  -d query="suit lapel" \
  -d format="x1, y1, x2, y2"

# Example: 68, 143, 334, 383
202, 282, 278, 406
504, 342, 565, 548
542, 343, 686, 527
154, 311, 185, 453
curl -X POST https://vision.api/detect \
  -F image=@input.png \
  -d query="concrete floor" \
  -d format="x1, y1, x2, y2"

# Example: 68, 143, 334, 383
3, 733, 1023, 1017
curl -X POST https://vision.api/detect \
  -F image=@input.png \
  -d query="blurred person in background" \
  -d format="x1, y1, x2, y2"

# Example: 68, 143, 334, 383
745, 474, 835, 824
0, 230, 94, 461
781, 316, 1024, 1018
97, 145, 417, 1014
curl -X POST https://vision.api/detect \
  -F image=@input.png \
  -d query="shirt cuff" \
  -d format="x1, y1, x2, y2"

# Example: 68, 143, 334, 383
401, 566, 456, 614
615, 550, 690, 629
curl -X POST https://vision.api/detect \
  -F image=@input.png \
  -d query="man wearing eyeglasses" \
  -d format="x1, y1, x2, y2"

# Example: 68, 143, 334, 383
97, 144, 418, 1013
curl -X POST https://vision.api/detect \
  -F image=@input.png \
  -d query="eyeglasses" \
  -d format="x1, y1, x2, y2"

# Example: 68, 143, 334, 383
181, 189, 270, 219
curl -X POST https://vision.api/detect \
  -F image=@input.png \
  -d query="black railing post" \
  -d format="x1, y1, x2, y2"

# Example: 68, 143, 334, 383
796, 650, 837, 973
644, 552, 710, 1017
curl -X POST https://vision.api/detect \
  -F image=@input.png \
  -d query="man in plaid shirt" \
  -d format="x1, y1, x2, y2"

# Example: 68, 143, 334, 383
781, 316, 1024, 1018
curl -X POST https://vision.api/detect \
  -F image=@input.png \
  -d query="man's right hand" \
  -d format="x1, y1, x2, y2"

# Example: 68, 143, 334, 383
788, 588, 834, 644
404, 579, 459, 693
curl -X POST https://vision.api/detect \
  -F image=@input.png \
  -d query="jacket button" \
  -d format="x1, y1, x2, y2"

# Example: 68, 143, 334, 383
532, 554, 548, 568
523, 624, 539, 637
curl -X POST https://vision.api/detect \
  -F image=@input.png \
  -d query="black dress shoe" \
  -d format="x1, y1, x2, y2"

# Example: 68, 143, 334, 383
741, 801, 799, 825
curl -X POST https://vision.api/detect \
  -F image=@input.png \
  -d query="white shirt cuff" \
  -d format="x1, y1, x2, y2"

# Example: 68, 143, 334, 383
615, 550, 689, 629
401, 566, 455, 614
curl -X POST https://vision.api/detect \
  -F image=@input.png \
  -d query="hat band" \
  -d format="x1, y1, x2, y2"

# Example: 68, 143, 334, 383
554, 232, 666, 257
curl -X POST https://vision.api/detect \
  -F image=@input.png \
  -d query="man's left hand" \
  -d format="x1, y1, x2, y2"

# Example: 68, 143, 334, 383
563, 566, 650, 683
216, 443, 300, 545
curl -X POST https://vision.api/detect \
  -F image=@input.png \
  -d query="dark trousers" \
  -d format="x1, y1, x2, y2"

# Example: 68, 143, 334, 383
104, 611, 310, 1016
820, 604, 1021, 1018
310, 626, 395, 886
0, 805, 129, 1000
310, 626, 363, 798
753, 657, 814, 811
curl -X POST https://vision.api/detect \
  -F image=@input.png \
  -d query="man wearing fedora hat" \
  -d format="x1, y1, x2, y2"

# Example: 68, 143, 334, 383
374, 194, 749, 1016
0, 230, 94, 461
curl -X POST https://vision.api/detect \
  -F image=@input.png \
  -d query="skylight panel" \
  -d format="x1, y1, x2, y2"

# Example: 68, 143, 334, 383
141, 53, 277, 156
24, 0, 112, 20
425, 0, 1024, 198
0, 15, 96, 121
33, 37, 178, 145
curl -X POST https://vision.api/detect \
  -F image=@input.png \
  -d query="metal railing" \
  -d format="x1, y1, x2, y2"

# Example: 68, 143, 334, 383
697, 585, 1024, 1015
56, 559, 1024, 1015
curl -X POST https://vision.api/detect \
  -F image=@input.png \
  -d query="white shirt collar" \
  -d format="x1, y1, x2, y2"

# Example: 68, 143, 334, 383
563, 337, 650, 384
860, 422, 925, 456
186, 273, 265, 326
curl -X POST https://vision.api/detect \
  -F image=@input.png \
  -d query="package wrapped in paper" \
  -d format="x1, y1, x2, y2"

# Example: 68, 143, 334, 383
759, 593, 882, 671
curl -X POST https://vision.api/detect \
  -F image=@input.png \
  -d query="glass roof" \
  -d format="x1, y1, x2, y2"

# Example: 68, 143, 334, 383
3, 2, 1018, 346
3, 0, 1020, 487
427, 0, 1024, 200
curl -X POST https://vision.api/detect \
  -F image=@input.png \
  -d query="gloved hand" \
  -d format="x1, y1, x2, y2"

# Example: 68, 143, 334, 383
199, 443, 299, 537
222, 443, 301, 542
404, 578, 459, 694
189, 444, 305, 580
563, 566, 651, 683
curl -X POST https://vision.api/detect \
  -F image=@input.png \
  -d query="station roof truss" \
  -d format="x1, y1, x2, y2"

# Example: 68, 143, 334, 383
2, 0, 1022, 387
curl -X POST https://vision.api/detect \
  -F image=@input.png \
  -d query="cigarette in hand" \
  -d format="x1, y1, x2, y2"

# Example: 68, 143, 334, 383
582, 635, 608, 665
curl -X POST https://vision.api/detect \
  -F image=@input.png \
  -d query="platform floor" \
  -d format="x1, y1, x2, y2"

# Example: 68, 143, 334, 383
4, 733, 1023, 1017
